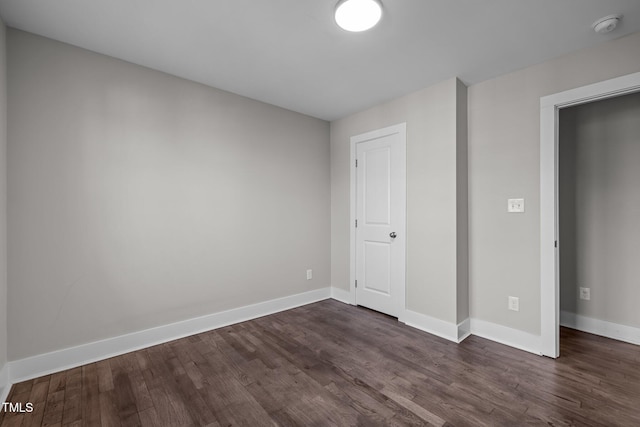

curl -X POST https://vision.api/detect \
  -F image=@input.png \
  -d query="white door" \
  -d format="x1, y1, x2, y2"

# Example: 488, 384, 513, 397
354, 124, 406, 317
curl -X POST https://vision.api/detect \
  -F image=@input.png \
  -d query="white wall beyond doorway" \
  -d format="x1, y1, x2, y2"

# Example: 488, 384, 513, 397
559, 93, 640, 335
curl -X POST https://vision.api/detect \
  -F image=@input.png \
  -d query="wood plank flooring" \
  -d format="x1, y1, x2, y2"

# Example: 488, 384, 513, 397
1, 299, 639, 426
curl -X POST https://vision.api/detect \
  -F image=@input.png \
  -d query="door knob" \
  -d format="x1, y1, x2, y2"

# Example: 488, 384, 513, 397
390, 232, 397, 238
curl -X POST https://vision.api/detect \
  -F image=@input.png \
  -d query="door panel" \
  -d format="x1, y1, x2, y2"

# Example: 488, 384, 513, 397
363, 241, 391, 295
354, 125, 406, 318
364, 147, 391, 225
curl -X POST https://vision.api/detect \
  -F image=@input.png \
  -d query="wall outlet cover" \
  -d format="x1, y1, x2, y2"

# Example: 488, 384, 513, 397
579, 287, 591, 300
306, 269, 313, 280
508, 198, 525, 213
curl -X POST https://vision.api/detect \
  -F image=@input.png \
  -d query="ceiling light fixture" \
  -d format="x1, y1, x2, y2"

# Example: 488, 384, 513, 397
335, 0, 382, 32
592, 14, 622, 34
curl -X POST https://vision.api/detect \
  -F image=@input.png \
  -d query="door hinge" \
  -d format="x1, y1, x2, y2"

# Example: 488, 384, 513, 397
355, 280, 358, 288
355, 219, 358, 228
355, 159, 358, 167
555, 240, 558, 248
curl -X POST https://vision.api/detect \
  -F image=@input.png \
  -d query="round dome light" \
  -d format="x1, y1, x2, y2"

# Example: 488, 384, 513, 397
335, 0, 383, 32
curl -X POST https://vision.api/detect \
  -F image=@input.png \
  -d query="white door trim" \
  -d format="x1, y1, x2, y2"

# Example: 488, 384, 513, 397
350, 123, 407, 319
540, 71, 640, 358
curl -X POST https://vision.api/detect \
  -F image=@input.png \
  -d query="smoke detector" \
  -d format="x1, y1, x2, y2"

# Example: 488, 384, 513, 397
592, 15, 622, 34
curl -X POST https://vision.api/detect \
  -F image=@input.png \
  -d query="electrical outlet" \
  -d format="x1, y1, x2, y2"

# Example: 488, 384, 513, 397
579, 287, 590, 300
508, 198, 525, 213
306, 269, 313, 280
508, 296, 520, 312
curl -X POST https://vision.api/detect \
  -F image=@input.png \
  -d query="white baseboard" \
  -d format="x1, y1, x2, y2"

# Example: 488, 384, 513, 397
9, 288, 331, 383
402, 310, 465, 343
327, 292, 470, 343
560, 311, 640, 346
330, 287, 353, 305
0, 363, 9, 403
5, 289, 559, 387
470, 318, 542, 355
457, 318, 471, 342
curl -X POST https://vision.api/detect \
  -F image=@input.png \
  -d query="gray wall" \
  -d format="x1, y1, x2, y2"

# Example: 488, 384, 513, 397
330, 78, 468, 325
559, 107, 578, 315
7, 30, 330, 360
468, 31, 640, 335
456, 79, 469, 324
560, 92, 640, 328
0, 18, 7, 371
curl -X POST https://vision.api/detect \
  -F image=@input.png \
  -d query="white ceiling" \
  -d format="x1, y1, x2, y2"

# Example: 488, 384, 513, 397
1, 0, 639, 121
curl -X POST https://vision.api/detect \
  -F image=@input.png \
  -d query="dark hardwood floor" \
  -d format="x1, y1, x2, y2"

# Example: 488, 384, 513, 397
1, 299, 639, 426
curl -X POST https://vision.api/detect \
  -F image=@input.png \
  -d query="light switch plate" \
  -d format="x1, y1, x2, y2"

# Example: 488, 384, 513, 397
508, 198, 525, 213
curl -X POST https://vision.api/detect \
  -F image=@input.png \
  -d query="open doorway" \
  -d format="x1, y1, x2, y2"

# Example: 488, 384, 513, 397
558, 92, 640, 350
540, 71, 640, 358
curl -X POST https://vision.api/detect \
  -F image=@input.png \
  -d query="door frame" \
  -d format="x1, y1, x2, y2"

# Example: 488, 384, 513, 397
540, 71, 640, 358
349, 123, 407, 319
